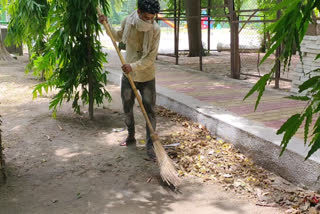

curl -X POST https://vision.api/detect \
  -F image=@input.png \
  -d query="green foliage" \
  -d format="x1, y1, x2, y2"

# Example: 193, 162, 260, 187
109, 0, 122, 24
3, 0, 112, 118
1, 0, 49, 78
164, 0, 226, 18
108, 0, 136, 25
255, 0, 278, 51
164, 0, 243, 11
260, 0, 317, 68
276, 114, 304, 155
244, 0, 320, 159
163, 0, 257, 29
243, 69, 274, 110
33, 0, 111, 117
1, 0, 48, 46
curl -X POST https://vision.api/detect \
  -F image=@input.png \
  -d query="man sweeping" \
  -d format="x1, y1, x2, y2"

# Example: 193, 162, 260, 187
99, 0, 160, 160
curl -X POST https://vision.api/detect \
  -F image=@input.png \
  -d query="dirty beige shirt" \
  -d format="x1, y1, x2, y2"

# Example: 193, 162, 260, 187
107, 17, 160, 82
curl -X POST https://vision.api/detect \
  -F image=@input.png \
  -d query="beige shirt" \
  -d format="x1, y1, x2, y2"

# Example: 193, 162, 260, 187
108, 17, 160, 82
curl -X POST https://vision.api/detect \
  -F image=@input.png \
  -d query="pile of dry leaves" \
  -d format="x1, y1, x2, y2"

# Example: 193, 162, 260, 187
156, 106, 320, 214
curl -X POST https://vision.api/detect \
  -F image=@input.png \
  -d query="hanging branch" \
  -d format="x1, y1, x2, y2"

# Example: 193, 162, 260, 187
244, 0, 320, 159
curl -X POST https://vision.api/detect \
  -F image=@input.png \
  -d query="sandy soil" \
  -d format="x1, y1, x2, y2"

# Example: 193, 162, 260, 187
0, 56, 284, 213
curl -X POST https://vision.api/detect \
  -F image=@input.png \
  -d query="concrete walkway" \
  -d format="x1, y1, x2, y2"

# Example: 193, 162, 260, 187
104, 49, 320, 192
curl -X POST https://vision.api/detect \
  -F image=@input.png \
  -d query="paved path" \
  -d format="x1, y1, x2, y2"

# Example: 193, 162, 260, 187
155, 63, 305, 139
105, 49, 306, 139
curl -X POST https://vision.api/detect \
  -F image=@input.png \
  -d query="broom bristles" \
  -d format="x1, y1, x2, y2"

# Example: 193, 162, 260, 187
152, 134, 181, 188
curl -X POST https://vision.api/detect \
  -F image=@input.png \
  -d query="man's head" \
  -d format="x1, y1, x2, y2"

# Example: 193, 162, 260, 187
137, 0, 160, 22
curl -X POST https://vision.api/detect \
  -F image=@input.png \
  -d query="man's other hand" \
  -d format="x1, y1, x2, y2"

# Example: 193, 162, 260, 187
98, 15, 108, 24
122, 64, 133, 74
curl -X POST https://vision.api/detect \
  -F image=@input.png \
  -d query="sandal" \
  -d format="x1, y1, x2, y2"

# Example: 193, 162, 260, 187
119, 136, 136, 146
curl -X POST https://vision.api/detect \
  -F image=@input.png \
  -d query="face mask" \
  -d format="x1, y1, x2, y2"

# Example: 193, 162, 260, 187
136, 16, 153, 32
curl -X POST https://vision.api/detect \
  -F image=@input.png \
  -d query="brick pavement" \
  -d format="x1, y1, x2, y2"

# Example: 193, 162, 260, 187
105, 49, 306, 139
155, 62, 307, 139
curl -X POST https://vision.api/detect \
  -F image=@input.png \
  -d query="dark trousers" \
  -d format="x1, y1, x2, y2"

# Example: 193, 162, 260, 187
121, 75, 156, 149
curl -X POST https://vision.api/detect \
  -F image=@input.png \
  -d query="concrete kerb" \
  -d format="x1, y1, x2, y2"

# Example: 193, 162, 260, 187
106, 67, 320, 192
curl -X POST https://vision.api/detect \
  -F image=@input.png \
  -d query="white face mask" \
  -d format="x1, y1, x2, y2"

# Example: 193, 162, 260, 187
136, 16, 153, 32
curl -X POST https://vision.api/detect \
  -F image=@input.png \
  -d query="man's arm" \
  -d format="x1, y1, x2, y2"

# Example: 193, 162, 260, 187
99, 15, 125, 42
130, 27, 160, 72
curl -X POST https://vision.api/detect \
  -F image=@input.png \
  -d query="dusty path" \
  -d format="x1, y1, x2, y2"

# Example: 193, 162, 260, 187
0, 57, 284, 213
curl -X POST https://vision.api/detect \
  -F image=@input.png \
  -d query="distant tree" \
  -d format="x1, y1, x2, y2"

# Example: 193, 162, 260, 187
1, 0, 49, 76
164, 0, 248, 57
0, 31, 12, 61
0, 4, 12, 61
184, 0, 203, 56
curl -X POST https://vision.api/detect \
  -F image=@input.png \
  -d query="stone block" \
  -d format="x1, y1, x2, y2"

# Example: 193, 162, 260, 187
305, 23, 320, 36
304, 35, 319, 40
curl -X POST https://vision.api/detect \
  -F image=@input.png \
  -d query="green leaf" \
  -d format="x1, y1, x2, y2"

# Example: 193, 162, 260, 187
260, 34, 285, 66
312, 116, 320, 136
267, 0, 299, 13
277, 114, 301, 135
277, 114, 305, 156
286, 95, 310, 101
298, 76, 320, 93
305, 134, 320, 160
244, 71, 273, 111
304, 106, 313, 145
52, 110, 57, 119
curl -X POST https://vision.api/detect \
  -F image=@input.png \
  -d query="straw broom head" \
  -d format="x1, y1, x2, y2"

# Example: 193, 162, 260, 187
152, 134, 181, 188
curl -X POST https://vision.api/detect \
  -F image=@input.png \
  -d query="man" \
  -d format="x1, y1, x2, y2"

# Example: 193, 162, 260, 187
99, 0, 160, 160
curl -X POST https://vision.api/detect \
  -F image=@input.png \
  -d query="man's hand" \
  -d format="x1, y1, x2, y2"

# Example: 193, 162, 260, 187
122, 64, 133, 74
98, 15, 108, 24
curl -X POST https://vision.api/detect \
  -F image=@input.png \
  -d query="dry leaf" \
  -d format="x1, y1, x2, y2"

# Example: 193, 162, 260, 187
57, 124, 63, 131
157, 106, 319, 213
45, 135, 52, 141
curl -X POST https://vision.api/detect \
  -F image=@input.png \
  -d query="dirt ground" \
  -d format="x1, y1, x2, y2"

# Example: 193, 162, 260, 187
0, 56, 296, 214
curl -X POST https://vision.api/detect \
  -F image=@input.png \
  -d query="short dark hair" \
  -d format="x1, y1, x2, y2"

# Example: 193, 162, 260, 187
138, 0, 160, 14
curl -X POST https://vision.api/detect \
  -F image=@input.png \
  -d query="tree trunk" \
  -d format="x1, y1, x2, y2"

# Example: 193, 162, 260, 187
0, 30, 13, 61
87, 9, 94, 120
185, 0, 203, 57
274, 0, 281, 89
228, 0, 240, 79
0, 117, 6, 184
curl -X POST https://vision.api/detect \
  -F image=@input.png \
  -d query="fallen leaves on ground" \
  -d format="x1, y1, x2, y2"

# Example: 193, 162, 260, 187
156, 106, 320, 214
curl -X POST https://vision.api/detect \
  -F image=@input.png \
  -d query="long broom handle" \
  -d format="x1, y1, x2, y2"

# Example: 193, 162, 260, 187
97, 8, 156, 135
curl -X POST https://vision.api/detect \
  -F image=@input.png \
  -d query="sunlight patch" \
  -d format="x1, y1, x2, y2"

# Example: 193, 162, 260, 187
55, 148, 91, 158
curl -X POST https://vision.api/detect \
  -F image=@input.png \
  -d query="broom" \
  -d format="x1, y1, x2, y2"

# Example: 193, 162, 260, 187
97, 8, 181, 188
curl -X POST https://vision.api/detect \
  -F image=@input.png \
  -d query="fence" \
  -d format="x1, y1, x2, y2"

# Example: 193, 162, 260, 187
156, 0, 296, 90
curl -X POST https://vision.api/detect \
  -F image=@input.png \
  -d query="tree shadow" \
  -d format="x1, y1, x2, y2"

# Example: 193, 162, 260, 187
0, 100, 279, 214
0, 108, 185, 214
